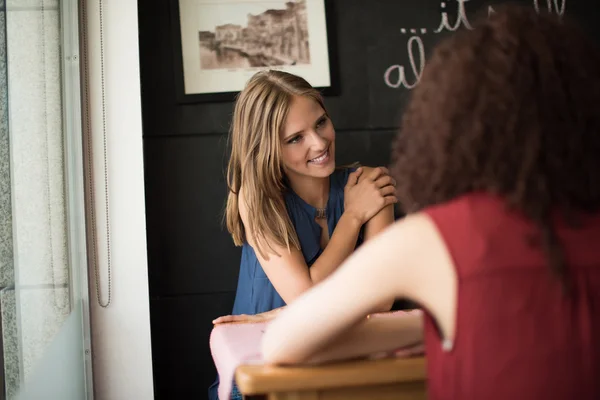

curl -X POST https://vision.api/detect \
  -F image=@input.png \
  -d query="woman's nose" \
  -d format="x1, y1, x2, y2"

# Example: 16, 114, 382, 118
308, 130, 328, 149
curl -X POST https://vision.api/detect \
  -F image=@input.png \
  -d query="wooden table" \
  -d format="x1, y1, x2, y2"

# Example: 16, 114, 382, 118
235, 355, 427, 400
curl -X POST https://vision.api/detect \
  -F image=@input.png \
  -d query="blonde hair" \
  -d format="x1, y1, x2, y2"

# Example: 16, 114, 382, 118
225, 70, 328, 259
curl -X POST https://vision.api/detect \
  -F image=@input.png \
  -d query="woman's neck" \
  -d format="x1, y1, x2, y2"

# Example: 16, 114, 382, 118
287, 175, 330, 209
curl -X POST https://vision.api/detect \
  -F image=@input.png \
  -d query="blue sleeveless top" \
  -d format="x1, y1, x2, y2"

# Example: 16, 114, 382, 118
231, 167, 363, 315
209, 168, 362, 400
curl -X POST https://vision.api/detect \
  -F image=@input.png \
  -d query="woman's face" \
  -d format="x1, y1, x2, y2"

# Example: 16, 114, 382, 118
280, 95, 336, 181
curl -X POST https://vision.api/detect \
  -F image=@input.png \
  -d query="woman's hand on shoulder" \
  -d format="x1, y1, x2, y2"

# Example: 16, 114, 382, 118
343, 166, 397, 225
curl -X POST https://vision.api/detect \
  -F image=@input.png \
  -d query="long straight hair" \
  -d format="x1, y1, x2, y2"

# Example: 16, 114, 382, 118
225, 70, 327, 259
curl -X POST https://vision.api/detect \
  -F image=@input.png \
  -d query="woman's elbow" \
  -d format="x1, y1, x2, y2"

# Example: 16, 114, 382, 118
261, 334, 281, 364
261, 328, 309, 365
261, 338, 302, 365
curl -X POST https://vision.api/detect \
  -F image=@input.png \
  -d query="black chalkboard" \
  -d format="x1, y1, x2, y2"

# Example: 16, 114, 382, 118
328, 0, 597, 130
146, 0, 599, 138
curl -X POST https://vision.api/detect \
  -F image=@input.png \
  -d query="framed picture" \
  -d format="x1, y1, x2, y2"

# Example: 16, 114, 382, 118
171, 0, 337, 103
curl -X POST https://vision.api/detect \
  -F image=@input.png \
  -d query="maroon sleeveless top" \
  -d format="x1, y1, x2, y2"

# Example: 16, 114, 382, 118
423, 193, 600, 400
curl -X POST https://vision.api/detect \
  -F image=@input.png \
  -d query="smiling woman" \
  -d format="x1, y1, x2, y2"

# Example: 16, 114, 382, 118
208, 69, 398, 400
280, 96, 335, 179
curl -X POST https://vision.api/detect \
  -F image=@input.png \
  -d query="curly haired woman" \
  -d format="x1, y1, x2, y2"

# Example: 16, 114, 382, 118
261, 5, 600, 399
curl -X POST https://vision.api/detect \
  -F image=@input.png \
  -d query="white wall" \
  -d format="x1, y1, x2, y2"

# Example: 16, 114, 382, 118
82, 0, 154, 399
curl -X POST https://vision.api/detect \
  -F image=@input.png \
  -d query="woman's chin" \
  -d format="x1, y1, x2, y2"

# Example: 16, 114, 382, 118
306, 161, 335, 177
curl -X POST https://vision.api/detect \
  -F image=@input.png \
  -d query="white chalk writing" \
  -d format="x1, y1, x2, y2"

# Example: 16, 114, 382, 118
384, 0, 568, 91
401, 28, 428, 34
383, 36, 425, 89
533, 0, 566, 16
435, 0, 473, 33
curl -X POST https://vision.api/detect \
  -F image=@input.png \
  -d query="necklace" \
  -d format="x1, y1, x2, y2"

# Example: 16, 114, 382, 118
315, 207, 327, 219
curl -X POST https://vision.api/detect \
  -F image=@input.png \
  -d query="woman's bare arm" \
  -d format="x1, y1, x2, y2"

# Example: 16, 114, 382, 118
300, 312, 423, 365
360, 167, 397, 312
239, 188, 363, 304
261, 213, 457, 365
237, 168, 395, 305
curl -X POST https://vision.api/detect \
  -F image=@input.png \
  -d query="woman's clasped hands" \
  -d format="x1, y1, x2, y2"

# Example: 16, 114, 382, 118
343, 166, 398, 224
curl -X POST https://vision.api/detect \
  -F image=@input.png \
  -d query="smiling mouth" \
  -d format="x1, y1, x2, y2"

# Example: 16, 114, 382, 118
308, 148, 330, 165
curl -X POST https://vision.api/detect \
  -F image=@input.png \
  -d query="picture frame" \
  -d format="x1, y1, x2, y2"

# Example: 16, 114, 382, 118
170, 0, 338, 104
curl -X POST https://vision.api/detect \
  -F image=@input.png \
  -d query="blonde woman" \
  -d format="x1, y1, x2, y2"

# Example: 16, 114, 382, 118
209, 70, 397, 399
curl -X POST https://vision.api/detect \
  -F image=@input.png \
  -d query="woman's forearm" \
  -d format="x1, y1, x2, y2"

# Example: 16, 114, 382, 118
363, 205, 397, 312
308, 212, 362, 283
263, 311, 424, 365
306, 312, 423, 364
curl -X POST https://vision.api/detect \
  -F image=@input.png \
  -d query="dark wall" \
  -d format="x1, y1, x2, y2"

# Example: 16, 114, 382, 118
137, 1, 598, 398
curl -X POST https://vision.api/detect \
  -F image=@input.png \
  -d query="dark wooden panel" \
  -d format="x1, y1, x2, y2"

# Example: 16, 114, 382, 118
143, 134, 241, 295
150, 292, 235, 399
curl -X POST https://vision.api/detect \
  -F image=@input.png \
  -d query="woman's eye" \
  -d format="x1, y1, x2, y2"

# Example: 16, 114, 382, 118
287, 136, 300, 144
316, 118, 327, 128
